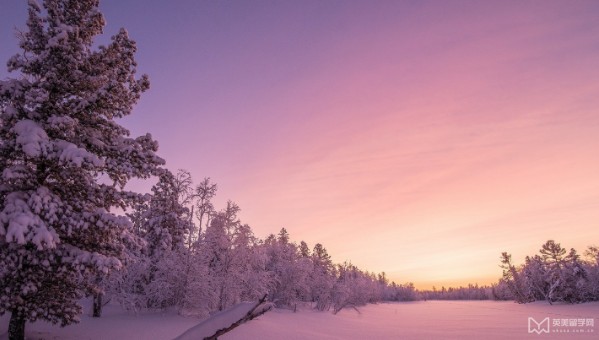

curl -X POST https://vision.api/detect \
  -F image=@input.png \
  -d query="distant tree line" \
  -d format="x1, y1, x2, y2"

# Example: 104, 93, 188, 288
416, 241, 599, 303
419, 284, 493, 301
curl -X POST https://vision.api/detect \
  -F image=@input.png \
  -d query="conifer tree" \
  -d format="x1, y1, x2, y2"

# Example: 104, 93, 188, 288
0, 1, 163, 338
311, 243, 334, 310
142, 170, 194, 309
144, 170, 192, 258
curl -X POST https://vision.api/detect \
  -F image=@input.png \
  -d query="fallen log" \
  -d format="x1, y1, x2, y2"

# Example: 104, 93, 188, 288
174, 295, 273, 340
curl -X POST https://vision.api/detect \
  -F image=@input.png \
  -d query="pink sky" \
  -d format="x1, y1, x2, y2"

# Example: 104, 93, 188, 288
1, 0, 598, 288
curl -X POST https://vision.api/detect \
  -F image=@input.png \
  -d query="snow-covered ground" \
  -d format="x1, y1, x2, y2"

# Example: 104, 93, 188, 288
224, 301, 598, 339
1, 300, 597, 339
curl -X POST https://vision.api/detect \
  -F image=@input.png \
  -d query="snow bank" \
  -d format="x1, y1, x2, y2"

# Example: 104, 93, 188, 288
174, 302, 264, 340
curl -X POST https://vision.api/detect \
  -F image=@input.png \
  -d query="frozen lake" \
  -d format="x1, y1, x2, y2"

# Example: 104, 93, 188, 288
1, 300, 598, 339
225, 301, 598, 340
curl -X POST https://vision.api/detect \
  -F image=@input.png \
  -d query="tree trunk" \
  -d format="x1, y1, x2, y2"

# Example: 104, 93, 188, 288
93, 292, 103, 317
8, 311, 25, 340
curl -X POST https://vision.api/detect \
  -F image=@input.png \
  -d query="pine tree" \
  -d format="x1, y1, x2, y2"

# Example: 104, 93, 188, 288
144, 170, 192, 258
264, 229, 311, 307
311, 243, 334, 310
202, 211, 234, 311
0, 1, 163, 339
540, 240, 568, 303
298, 241, 310, 258
233, 223, 272, 302
522, 255, 549, 301
583, 246, 599, 300
499, 252, 530, 303
142, 170, 194, 309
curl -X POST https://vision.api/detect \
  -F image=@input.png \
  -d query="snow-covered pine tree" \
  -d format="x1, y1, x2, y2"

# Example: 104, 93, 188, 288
232, 223, 272, 303
499, 252, 530, 303
201, 211, 234, 311
310, 243, 334, 311
583, 246, 599, 300
264, 229, 311, 308
539, 240, 569, 304
522, 255, 549, 301
0, 1, 164, 339
142, 170, 194, 309
143, 170, 193, 258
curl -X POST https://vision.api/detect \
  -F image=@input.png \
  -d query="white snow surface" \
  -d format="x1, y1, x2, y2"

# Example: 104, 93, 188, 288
1, 300, 597, 339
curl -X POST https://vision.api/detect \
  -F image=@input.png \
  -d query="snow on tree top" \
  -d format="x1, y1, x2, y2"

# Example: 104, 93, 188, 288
27, 0, 42, 11
55, 140, 104, 167
47, 25, 70, 48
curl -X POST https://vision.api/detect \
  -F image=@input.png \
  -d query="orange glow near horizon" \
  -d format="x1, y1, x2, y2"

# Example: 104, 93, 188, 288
1, 1, 598, 289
